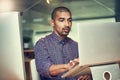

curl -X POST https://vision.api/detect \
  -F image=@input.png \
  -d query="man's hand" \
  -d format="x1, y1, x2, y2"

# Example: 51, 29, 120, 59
78, 75, 91, 80
65, 58, 79, 70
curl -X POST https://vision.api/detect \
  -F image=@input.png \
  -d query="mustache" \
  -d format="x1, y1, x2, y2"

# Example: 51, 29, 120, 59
63, 26, 71, 31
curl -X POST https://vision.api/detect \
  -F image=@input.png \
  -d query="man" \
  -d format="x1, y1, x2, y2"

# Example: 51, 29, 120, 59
34, 6, 90, 80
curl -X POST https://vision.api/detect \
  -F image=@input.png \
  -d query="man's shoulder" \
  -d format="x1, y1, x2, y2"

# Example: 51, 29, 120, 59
36, 33, 52, 43
67, 37, 78, 44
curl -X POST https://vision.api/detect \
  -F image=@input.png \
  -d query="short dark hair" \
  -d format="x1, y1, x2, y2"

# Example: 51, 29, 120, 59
51, 6, 72, 19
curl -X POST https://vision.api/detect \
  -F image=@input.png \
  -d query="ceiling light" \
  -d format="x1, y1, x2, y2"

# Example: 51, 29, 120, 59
46, 0, 52, 4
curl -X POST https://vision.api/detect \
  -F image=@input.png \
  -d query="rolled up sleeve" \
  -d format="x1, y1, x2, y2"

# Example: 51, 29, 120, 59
34, 39, 53, 78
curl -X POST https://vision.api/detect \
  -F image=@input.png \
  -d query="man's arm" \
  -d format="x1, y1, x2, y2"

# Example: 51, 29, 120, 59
49, 58, 79, 76
49, 64, 68, 76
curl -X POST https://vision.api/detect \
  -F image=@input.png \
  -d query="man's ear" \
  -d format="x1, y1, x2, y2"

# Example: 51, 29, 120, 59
50, 19, 54, 27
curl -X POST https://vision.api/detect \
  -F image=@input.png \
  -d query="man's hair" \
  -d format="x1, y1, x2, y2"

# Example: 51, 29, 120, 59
51, 6, 72, 19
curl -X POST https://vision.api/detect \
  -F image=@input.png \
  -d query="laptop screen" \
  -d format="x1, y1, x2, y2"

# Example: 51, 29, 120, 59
77, 22, 120, 66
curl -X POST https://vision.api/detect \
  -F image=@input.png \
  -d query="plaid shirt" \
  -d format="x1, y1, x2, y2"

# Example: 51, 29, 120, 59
34, 32, 78, 80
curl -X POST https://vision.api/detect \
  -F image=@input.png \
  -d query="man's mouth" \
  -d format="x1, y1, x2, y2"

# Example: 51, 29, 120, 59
63, 28, 70, 33
63, 27, 70, 33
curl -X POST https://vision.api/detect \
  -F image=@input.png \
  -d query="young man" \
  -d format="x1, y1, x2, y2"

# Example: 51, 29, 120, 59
34, 6, 90, 80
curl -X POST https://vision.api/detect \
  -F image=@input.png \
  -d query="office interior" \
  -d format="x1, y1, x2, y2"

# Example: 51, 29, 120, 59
0, 0, 120, 80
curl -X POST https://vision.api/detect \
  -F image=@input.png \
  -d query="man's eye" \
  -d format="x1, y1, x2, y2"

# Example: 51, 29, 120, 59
59, 19, 64, 22
68, 19, 72, 22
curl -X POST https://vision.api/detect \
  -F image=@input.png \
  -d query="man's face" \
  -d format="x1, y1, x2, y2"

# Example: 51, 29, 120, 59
51, 11, 72, 38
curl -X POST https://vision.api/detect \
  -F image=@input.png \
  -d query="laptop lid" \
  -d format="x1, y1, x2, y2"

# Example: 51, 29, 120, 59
77, 22, 120, 66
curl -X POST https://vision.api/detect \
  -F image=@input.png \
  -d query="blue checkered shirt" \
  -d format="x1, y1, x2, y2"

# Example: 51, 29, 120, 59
34, 32, 79, 80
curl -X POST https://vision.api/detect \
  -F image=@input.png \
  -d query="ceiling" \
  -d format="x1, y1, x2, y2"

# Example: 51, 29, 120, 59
21, 0, 115, 24
0, 0, 116, 22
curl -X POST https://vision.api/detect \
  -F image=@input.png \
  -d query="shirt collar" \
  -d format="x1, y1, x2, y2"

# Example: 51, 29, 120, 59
51, 32, 69, 45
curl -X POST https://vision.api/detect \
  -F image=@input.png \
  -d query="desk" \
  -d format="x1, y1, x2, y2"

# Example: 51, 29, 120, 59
24, 49, 34, 80
24, 49, 34, 59
24, 49, 34, 53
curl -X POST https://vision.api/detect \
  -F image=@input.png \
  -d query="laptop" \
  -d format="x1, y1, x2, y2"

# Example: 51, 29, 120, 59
62, 22, 120, 79
77, 22, 120, 66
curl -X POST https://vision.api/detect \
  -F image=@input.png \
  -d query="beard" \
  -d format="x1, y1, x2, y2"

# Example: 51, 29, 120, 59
61, 26, 71, 36
54, 26, 71, 38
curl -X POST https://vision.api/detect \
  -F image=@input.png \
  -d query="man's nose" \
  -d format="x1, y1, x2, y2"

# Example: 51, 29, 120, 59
65, 21, 69, 26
